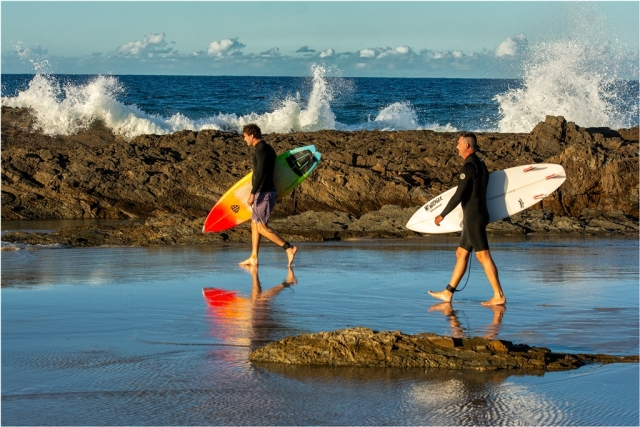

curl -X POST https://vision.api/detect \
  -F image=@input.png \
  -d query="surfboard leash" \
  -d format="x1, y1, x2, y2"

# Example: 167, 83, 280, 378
453, 251, 473, 293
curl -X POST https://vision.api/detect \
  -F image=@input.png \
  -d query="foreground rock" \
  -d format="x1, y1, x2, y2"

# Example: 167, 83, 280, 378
250, 327, 638, 371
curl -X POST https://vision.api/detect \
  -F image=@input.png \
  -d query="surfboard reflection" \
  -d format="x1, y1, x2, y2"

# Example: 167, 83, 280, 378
428, 302, 505, 339
202, 265, 297, 349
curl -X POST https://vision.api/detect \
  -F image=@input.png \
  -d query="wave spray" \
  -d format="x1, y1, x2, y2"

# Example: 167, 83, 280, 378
495, 11, 638, 133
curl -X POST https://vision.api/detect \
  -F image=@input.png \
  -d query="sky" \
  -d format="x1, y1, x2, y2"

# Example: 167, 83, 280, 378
1, 1, 638, 78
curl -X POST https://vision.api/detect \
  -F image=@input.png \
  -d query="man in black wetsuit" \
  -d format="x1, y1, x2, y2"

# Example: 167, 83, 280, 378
428, 133, 506, 306
238, 124, 297, 267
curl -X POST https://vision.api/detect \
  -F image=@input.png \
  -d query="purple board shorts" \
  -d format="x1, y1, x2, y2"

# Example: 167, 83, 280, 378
251, 190, 277, 224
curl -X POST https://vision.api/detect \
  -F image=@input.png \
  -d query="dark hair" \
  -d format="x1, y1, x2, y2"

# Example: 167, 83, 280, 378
243, 123, 262, 139
459, 132, 478, 150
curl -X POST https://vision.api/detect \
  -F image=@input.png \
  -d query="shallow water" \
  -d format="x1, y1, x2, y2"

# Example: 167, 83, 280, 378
2, 235, 638, 425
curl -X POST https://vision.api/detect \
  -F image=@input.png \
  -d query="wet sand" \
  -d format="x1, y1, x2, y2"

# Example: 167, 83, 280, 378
2, 234, 638, 425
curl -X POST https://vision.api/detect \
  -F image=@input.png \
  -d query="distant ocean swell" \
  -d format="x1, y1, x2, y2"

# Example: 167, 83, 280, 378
1, 41, 638, 140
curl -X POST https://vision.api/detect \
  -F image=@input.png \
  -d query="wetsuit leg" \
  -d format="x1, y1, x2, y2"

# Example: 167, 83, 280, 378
463, 216, 489, 252
459, 226, 473, 252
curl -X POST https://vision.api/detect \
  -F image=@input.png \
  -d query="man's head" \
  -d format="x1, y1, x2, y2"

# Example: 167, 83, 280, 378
243, 123, 262, 146
456, 132, 478, 159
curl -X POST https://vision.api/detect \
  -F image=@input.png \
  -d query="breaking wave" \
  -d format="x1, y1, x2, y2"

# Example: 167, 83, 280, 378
2, 64, 451, 139
495, 37, 638, 132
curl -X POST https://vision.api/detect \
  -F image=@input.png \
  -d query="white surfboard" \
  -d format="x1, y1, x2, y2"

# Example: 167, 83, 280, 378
406, 163, 566, 234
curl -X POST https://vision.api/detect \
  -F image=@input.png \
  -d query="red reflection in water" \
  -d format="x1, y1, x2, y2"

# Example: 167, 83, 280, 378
203, 265, 297, 348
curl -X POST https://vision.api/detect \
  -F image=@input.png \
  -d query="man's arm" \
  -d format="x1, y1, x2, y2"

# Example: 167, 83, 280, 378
438, 162, 476, 219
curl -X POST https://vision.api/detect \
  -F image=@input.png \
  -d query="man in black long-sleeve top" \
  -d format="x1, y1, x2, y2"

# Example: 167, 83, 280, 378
239, 124, 297, 267
428, 133, 506, 306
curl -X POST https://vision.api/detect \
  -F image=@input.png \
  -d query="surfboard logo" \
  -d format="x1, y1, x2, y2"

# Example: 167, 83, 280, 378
231, 205, 240, 213
518, 198, 524, 208
426, 196, 443, 212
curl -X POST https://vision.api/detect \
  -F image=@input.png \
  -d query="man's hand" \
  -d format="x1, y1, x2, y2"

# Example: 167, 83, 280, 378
247, 193, 255, 206
435, 215, 443, 226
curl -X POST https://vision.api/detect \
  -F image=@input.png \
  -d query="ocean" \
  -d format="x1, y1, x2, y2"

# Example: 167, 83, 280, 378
2, 62, 638, 140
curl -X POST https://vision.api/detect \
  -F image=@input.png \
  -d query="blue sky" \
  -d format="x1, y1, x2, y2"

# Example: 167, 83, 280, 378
2, 1, 638, 78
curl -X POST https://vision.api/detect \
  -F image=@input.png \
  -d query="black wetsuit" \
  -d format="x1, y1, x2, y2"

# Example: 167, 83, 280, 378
440, 152, 490, 252
251, 140, 276, 194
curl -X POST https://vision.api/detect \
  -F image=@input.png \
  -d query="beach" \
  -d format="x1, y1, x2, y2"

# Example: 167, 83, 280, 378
2, 232, 638, 425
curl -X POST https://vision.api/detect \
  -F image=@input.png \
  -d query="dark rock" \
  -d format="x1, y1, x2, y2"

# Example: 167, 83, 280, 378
618, 127, 639, 142
2, 216, 251, 247
249, 327, 639, 371
2, 106, 638, 246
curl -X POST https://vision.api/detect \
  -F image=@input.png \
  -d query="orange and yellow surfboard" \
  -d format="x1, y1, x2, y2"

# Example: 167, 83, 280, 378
203, 145, 321, 233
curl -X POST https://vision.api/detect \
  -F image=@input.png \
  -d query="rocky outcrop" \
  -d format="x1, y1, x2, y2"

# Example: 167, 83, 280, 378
1, 106, 638, 246
249, 327, 638, 371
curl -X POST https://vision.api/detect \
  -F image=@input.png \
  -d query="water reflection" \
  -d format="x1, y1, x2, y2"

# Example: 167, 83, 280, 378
429, 302, 505, 339
252, 361, 568, 425
203, 265, 297, 349
406, 371, 568, 425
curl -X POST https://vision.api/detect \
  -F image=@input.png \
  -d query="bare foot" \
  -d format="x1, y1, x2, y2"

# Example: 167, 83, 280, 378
480, 296, 506, 306
428, 289, 453, 303
286, 246, 297, 266
239, 257, 258, 266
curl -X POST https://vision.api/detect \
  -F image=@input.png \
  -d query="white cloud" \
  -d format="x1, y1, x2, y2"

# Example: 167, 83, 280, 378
207, 38, 245, 58
4, 31, 637, 80
429, 50, 466, 60
495, 33, 527, 57
360, 49, 376, 58
319, 48, 335, 58
118, 33, 171, 57
377, 46, 414, 59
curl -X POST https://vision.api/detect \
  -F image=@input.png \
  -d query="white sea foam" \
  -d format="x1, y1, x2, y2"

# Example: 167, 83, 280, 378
2, 72, 173, 139
2, 63, 457, 138
192, 65, 341, 134
1, 64, 342, 138
495, 39, 638, 133
341, 101, 457, 132
372, 102, 419, 130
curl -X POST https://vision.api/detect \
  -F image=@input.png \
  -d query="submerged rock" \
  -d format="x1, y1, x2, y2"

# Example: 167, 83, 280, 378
249, 327, 638, 371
